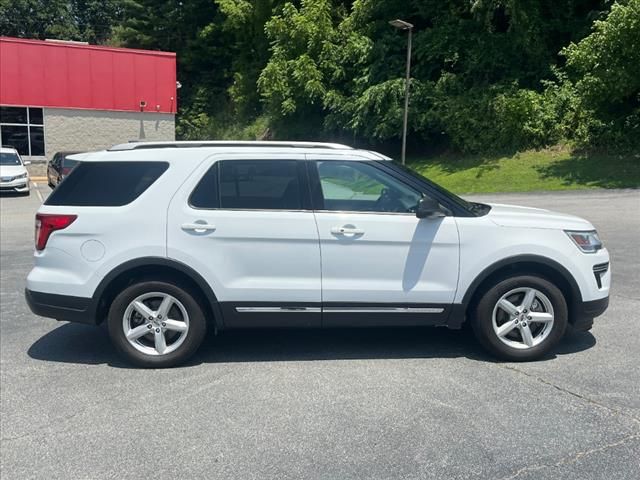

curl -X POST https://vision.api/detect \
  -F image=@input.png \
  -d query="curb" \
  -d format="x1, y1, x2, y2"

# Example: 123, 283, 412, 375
30, 177, 47, 182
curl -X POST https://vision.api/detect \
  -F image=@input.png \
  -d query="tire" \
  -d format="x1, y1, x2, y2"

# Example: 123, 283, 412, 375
471, 275, 568, 361
107, 280, 207, 368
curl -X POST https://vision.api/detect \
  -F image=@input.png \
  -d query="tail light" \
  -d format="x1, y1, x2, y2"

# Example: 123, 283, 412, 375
35, 214, 77, 251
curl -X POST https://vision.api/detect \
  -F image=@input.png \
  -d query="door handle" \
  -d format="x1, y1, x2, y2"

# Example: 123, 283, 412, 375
181, 222, 216, 233
331, 226, 364, 235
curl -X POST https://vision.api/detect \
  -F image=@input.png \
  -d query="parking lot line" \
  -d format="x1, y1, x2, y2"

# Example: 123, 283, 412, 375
31, 182, 44, 202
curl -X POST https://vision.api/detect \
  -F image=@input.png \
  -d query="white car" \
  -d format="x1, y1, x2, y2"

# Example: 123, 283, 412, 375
25, 141, 610, 367
0, 146, 30, 195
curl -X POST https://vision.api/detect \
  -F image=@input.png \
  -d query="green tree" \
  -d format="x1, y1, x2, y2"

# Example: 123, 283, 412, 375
0, 0, 77, 39
112, 0, 233, 139
216, 0, 285, 121
0, 0, 122, 43
257, 0, 611, 151
257, 0, 370, 137
561, 0, 640, 148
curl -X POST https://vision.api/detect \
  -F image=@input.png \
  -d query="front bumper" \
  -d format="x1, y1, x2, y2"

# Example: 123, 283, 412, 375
571, 296, 609, 331
0, 178, 29, 192
25, 289, 98, 325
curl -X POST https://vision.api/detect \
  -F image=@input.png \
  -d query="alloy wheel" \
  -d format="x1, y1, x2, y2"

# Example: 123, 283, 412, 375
122, 292, 190, 356
491, 287, 555, 350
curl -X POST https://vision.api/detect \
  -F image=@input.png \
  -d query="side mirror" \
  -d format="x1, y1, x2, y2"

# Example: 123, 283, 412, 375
23, 161, 31, 165
416, 197, 448, 219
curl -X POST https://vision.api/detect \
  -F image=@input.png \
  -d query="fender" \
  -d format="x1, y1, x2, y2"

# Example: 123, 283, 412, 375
460, 254, 583, 308
92, 256, 225, 329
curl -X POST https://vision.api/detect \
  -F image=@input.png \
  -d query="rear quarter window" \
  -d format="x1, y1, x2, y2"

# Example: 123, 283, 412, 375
45, 161, 168, 207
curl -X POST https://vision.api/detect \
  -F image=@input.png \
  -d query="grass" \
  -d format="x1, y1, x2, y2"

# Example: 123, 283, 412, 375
407, 148, 640, 194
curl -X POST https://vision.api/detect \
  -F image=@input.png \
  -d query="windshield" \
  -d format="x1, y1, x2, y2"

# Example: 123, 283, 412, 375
388, 161, 474, 211
0, 152, 21, 166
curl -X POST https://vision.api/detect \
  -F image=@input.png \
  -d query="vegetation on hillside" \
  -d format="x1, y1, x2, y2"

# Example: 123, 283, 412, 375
1, 0, 639, 157
410, 148, 640, 193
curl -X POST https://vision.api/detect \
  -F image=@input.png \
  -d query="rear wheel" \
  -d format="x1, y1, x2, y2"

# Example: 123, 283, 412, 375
471, 275, 568, 361
107, 281, 207, 368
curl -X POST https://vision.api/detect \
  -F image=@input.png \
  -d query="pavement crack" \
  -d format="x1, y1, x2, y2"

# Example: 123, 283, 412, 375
496, 364, 640, 426
498, 433, 640, 480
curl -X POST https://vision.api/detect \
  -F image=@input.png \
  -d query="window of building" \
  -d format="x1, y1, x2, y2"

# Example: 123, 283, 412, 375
0, 106, 45, 156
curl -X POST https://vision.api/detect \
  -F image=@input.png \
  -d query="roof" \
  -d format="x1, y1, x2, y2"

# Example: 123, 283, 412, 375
68, 141, 391, 162
108, 141, 354, 151
0, 36, 177, 114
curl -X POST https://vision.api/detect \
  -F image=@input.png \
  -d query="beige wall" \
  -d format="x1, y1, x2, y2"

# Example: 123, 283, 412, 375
43, 108, 175, 159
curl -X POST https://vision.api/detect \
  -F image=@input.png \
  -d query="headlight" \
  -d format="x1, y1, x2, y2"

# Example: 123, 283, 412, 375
565, 230, 602, 253
15, 172, 28, 180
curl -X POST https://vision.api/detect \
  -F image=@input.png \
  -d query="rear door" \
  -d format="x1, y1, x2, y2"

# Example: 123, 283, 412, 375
167, 153, 322, 328
308, 155, 460, 326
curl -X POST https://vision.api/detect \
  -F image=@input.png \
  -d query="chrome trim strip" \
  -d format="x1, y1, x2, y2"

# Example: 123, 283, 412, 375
323, 307, 444, 314
235, 307, 321, 313
314, 210, 416, 216
592, 262, 609, 273
235, 306, 444, 314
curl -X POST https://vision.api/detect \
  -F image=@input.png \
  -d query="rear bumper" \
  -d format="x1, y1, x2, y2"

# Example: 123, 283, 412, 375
25, 289, 98, 325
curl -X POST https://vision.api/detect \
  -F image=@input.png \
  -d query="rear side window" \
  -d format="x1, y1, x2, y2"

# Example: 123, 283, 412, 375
190, 160, 302, 210
190, 163, 219, 208
45, 161, 168, 206
220, 160, 302, 210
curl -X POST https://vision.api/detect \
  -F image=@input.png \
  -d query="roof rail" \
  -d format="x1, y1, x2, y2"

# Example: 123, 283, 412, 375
108, 140, 353, 151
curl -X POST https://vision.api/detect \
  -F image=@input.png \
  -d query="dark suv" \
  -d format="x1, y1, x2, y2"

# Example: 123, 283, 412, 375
47, 151, 81, 188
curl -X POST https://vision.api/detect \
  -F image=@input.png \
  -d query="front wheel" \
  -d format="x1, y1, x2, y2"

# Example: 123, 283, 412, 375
471, 275, 568, 361
107, 281, 207, 368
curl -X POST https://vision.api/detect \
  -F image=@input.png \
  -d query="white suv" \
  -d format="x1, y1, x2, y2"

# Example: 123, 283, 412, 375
25, 141, 610, 367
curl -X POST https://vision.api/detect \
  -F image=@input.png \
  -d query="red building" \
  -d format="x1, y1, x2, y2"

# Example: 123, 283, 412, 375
0, 37, 177, 161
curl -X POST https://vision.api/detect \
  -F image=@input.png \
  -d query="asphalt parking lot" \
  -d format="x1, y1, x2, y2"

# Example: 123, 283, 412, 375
1, 184, 639, 479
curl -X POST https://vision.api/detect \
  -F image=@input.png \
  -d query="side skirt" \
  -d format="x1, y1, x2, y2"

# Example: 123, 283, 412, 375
221, 302, 453, 328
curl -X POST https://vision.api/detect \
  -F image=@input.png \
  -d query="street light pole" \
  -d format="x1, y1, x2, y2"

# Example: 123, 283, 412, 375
389, 19, 414, 165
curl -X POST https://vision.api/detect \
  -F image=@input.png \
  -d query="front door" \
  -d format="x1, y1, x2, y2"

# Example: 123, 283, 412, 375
167, 154, 321, 328
308, 156, 460, 326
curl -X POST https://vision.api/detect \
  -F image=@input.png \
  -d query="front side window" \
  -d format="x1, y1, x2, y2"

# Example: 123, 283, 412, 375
219, 160, 302, 210
315, 161, 422, 213
0, 106, 45, 156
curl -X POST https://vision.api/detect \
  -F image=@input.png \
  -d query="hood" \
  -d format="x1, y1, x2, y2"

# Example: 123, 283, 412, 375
486, 203, 594, 231
0, 165, 27, 177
